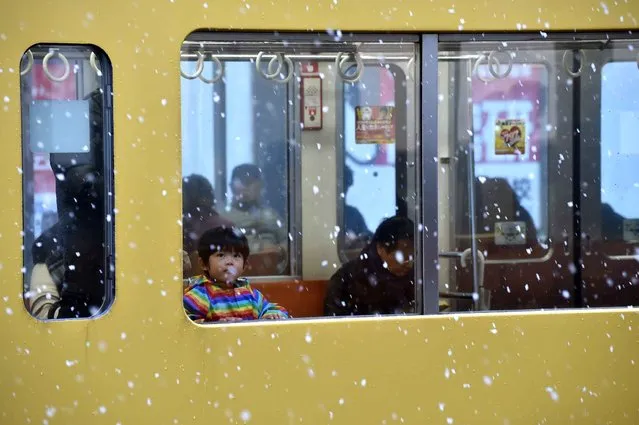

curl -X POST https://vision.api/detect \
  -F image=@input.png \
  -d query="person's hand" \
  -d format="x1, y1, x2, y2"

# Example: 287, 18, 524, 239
262, 314, 286, 320
218, 317, 243, 322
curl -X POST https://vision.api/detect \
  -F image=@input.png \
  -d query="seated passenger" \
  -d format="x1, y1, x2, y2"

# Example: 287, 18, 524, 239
324, 216, 416, 316
28, 164, 106, 319
182, 174, 233, 278
222, 163, 288, 273
183, 226, 290, 323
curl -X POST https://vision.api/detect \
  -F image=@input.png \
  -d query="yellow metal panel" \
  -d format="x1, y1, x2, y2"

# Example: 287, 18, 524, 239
0, 0, 638, 424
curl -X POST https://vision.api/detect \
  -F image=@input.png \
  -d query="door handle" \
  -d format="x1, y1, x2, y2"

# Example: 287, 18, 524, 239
438, 248, 488, 310
439, 251, 463, 259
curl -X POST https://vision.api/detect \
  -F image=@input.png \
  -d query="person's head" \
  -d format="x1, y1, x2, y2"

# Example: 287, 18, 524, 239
58, 164, 104, 220
344, 164, 354, 192
183, 174, 216, 217
230, 164, 263, 209
197, 226, 250, 285
371, 216, 415, 277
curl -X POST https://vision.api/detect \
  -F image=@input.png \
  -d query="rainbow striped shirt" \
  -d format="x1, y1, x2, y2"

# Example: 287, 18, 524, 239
183, 275, 289, 322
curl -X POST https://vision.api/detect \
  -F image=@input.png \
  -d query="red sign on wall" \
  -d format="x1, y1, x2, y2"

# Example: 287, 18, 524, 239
355, 106, 396, 145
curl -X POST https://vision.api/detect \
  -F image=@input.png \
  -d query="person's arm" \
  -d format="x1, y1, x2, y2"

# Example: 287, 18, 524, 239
251, 287, 289, 319
183, 286, 209, 322
323, 268, 354, 316
27, 263, 61, 319
399, 281, 417, 314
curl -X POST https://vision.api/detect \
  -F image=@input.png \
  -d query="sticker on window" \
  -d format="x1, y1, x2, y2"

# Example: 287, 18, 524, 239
355, 106, 395, 144
494, 119, 525, 155
494, 221, 526, 245
623, 219, 639, 242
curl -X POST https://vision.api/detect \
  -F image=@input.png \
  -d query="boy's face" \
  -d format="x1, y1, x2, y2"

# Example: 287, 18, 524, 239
201, 250, 245, 284
376, 239, 414, 277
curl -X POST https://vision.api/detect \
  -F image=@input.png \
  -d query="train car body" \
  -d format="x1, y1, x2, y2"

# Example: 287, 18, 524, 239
1, 0, 638, 424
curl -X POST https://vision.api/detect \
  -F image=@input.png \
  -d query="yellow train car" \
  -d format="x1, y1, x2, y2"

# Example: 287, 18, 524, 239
1, 0, 639, 423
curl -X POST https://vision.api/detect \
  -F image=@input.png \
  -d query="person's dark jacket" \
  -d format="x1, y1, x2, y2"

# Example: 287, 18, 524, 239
324, 244, 415, 316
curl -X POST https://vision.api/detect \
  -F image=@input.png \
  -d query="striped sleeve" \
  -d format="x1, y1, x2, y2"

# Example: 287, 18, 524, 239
252, 287, 290, 319
183, 285, 210, 321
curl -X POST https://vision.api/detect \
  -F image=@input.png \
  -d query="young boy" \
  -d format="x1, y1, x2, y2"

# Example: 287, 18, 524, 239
183, 226, 290, 323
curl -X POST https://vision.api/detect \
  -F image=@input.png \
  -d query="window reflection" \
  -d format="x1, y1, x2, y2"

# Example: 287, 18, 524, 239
180, 57, 290, 277
341, 66, 400, 261
601, 61, 639, 243
472, 63, 549, 244
20, 45, 114, 319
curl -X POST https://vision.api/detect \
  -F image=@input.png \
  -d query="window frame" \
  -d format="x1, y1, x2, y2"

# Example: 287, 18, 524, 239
332, 35, 424, 312
335, 61, 413, 264
180, 32, 306, 280
19, 43, 115, 320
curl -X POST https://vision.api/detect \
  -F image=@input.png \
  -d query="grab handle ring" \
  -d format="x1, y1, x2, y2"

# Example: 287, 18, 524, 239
180, 52, 204, 80
256, 52, 283, 79
20, 50, 33, 76
473, 52, 501, 83
43, 50, 70, 82
273, 55, 294, 84
336, 52, 363, 83
198, 55, 224, 84
487, 50, 512, 79
563, 49, 586, 78
90, 52, 102, 77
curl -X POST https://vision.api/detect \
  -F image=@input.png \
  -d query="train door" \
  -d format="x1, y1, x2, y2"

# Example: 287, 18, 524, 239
579, 38, 639, 307
437, 37, 577, 312
436, 35, 639, 312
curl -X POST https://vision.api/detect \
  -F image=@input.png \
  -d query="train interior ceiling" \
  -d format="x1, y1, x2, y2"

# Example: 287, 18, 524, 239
21, 32, 639, 320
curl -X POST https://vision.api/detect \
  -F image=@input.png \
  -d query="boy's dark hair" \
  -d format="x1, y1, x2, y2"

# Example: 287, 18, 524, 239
371, 216, 414, 251
198, 226, 250, 263
231, 163, 262, 185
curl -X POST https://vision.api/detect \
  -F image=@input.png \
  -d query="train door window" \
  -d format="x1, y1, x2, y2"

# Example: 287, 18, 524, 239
180, 35, 296, 281
19, 45, 115, 320
437, 36, 576, 312
437, 34, 639, 313
337, 52, 418, 263
578, 38, 639, 307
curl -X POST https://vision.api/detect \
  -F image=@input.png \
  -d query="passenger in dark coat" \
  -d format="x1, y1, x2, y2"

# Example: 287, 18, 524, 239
324, 216, 416, 316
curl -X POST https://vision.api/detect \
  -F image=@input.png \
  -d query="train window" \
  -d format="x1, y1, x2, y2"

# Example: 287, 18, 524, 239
437, 34, 639, 313
580, 46, 639, 308
179, 33, 422, 323
19, 45, 115, 320
338, 63, 411, 262
180, 39, 295, 280
600, 61, 639, 243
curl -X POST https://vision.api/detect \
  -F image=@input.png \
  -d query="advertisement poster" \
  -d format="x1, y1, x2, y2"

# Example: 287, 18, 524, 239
355, 106, 395, 144
494, 118, 526, 155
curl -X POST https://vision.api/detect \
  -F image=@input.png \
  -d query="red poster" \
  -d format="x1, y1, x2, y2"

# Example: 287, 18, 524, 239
355, 106, 395, 144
